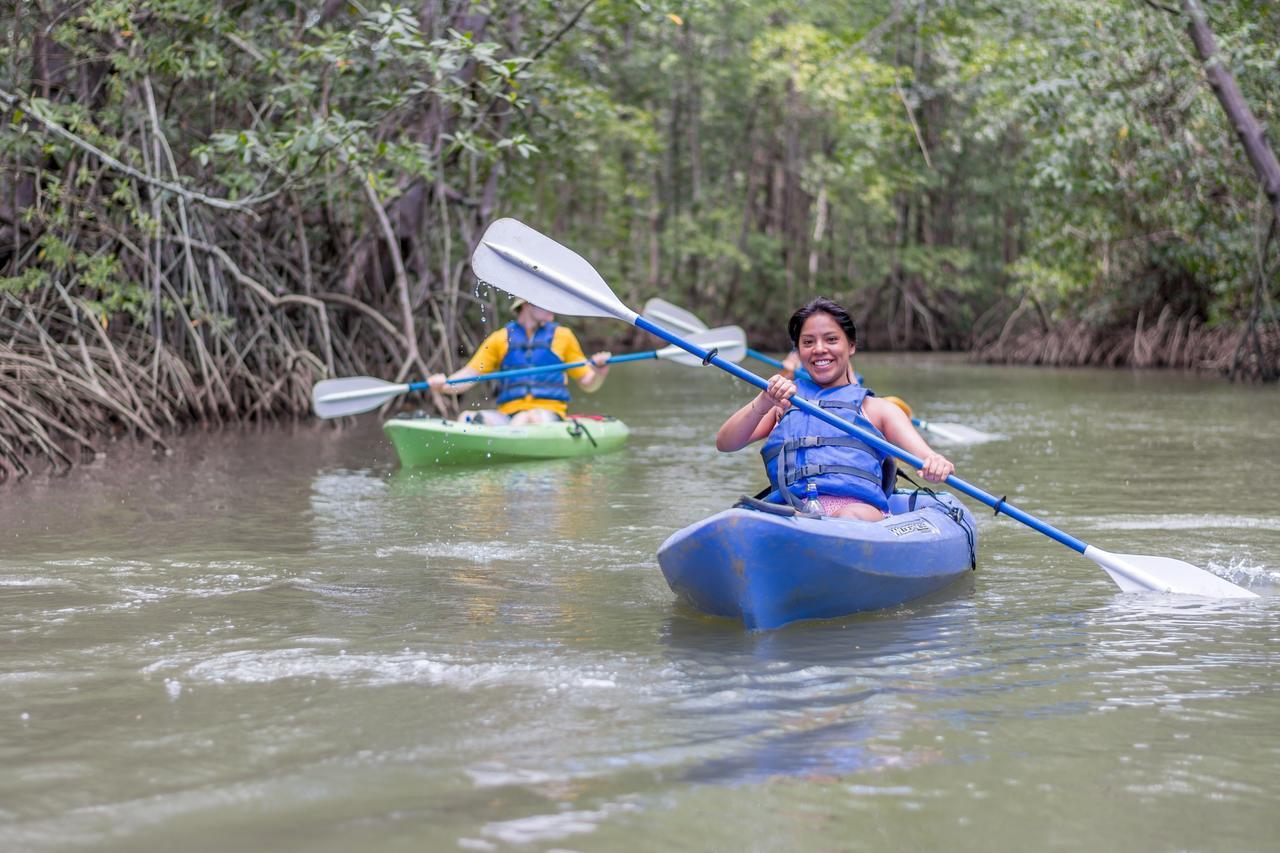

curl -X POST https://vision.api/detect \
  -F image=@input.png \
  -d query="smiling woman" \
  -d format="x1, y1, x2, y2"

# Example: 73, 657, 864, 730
715, 297, 955, 521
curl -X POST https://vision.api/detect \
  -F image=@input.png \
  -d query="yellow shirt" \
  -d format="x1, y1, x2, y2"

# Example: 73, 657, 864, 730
466, 325, 591, 416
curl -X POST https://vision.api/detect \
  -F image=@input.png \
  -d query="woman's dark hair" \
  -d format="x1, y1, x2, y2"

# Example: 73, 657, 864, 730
788, 297, 857, 347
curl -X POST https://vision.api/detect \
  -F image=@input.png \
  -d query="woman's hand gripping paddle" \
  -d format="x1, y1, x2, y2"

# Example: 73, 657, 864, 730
643, 297, 997, 445
311, 325, 747, 419
473, 218, 1256, 600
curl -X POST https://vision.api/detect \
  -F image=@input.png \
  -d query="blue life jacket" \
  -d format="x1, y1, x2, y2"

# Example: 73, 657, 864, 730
760, 378, 895, 512
496, 321, 571, 404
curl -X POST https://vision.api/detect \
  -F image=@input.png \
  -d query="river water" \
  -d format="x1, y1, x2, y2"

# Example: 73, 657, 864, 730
2, 356, 1278, 851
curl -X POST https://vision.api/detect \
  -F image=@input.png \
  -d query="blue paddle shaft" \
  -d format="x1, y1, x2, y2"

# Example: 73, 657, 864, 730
634, 315, 1088, 555
747, 348, 809, 379
404, 351, 655, 392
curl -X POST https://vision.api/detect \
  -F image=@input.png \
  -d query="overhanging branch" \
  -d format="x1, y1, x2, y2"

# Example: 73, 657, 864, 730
0, 87, 272, 218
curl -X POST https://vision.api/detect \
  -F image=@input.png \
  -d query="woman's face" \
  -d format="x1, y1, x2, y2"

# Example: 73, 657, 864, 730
520, 304, 556, 326
796, 312, 853, 386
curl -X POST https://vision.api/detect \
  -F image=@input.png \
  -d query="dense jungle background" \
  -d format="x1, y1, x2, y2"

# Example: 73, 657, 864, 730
2, 0, 1278, 479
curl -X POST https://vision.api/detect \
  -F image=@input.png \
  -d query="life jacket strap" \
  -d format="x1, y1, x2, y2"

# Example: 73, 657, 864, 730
760, 434, 877, 465
788, 463, 882, 486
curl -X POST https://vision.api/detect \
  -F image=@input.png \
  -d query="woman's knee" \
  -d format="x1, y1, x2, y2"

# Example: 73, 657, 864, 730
512, 409, 558, 425
461, 410, 510, 425
832, 502, 886, 522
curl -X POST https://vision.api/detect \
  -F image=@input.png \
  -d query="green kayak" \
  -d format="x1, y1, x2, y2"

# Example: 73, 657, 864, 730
383, 414, 630, 466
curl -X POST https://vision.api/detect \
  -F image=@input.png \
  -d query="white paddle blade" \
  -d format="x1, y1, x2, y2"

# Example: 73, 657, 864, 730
918, 421, 1000, 445
656, 325, 748, 366
1084, 546, 1258, 599
642, 297, 708, 334
313, 376, 410, 419
472, 219, 638, 322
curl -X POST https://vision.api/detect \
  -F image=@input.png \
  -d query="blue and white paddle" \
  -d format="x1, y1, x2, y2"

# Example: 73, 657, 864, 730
471, 217, 1256, 599
311, 325, 747, 419
644, 296, 811, 378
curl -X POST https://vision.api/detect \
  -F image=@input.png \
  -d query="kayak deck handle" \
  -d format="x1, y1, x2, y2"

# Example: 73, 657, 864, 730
566, 420, 598, 447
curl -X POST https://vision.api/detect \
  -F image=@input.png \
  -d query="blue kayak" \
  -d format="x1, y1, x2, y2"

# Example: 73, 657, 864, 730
656, 491, 978, 630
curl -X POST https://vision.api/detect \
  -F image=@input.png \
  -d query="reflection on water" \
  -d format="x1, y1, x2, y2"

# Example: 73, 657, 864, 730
0, 357, 1276, 851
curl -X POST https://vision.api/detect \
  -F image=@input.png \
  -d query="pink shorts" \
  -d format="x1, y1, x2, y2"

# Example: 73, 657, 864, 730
817, 494, 886, 518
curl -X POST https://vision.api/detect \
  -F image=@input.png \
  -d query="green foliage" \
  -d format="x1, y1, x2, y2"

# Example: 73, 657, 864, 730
14, 234, 156, 323
0, 266, 49, 296
500, 0, 1278, 349
3, 0, 1276, 368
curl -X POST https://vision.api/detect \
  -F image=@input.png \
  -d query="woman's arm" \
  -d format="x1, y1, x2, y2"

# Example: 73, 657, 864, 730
426, 365, 482, 395
716, 375, 794, 452
428, 330, 505, 394
779, 350, 801, 379
574, 351, 612, 393
865, 396, 955, 482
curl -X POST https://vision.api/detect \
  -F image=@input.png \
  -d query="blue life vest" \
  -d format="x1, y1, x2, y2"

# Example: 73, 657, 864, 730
496, 321, 571, 405
760, 378, 895, 512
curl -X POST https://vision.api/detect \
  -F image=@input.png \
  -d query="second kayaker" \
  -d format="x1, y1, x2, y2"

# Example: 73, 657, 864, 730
715, 296, 954, 521
426, 299, 611, 425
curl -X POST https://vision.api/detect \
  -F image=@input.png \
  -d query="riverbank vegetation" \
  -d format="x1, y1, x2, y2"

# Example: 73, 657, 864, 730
2, 1, 1277, 479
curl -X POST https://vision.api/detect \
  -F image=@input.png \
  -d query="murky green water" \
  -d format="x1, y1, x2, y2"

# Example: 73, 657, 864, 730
2, 356, 1278, 851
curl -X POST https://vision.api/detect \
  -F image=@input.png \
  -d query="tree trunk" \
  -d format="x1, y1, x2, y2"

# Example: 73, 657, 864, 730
1181, 0, 1280, 225
808, 183, 828, 291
